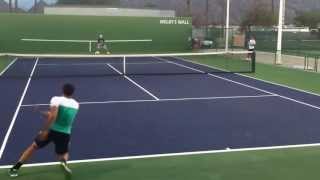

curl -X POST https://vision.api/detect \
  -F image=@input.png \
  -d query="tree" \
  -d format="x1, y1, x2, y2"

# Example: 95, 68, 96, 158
175, 0, 191, 17
144, 0, 157, 8
186, 0, 191, 16
271, 0, 275, 16
240, 1, 277, 31
192, 11, 204, 28
294, 11, 320, 29
8, 0, 12, 12
205, 0, 209, 25
14, 0, 17, 12
33, 0, 37, 13
216, 0, 226, 25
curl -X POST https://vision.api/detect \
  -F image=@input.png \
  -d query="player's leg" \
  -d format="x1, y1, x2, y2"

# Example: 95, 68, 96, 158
8, 143, 38, 177
52, 130, 72, 174
103, 44, 110, 54
247, 49, 253, 60
17, 143, 38, 163
96, 43, 102, 54
58, 152, 69, 162
8, 132, 51, 177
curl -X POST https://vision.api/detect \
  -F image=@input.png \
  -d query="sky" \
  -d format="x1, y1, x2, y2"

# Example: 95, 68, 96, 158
4, 0, 57, 10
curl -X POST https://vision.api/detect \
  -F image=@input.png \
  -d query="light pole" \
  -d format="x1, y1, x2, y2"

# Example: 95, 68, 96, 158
225, 0, 230, 52
276, 0, 286, 64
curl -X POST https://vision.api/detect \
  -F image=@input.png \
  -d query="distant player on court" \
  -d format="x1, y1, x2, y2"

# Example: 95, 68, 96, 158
96, 34, 110, 54
247, 36, 256, 60
8, 84, 79, 177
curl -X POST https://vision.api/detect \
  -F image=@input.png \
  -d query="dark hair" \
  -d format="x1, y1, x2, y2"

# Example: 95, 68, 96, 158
63, 83, 75, 96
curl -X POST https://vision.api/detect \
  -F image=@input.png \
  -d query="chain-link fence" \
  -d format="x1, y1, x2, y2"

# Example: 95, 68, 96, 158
192, 26, 247, 50
248, 28, 320, 56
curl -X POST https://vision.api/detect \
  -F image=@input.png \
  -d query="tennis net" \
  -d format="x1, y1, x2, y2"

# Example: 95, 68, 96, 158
0, 51, 255, 78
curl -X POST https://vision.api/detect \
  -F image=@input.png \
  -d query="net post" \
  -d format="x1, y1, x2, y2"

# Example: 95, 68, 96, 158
123, 56, 126, 75
304, 56, 307, 70
251, 50, 256, 73
316, 56, 319, 72
313, 57, 318, 72
89, 41, 92, 52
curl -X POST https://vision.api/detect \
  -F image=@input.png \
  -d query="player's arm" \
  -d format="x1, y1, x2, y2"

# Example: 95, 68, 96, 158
41, 106, 58, 131
37, 106, 58, 140
252, 40, 256, 46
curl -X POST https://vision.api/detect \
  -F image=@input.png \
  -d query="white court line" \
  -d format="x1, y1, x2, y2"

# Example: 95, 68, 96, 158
1, 142, 320, 169
0, 58, 17, 76
111, 61, 169, 65
207, 74, 320, 110
38, 63, 110, 66
21, 94, 278, 107
107, 64, 159, 100
107, 63, 123, 75
124, 76, 159, 100
165, 57, 320, 111
239, 73, 320, 97
154, 56, 206, 74
0, 58, 39, 159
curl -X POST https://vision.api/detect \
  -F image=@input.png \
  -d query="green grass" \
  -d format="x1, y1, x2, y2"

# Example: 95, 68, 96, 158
0, 56, 12, 73
249, 63, 320, 94
187, 54, 252, 73
1, 146, 320, 180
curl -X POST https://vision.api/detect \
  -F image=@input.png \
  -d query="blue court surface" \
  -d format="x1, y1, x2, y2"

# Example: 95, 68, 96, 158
0, 56, 320, 167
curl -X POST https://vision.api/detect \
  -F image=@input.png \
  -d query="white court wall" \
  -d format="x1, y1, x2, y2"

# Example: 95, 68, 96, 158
44, 7, 175, 17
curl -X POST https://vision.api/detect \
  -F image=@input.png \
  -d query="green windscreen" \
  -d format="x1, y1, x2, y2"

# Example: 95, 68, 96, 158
0, 13, 192, 54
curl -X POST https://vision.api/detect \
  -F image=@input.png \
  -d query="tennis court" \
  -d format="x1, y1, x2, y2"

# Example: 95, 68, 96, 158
0, 53, 320, 171
1, 1, 320, 178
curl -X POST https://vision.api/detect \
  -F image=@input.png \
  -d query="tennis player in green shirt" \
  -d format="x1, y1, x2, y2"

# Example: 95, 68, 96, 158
8, 84, 79, 177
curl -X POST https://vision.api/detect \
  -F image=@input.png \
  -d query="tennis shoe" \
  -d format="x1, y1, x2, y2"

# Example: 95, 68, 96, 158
8, 168, 19, 177
61, 162, 72, 174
